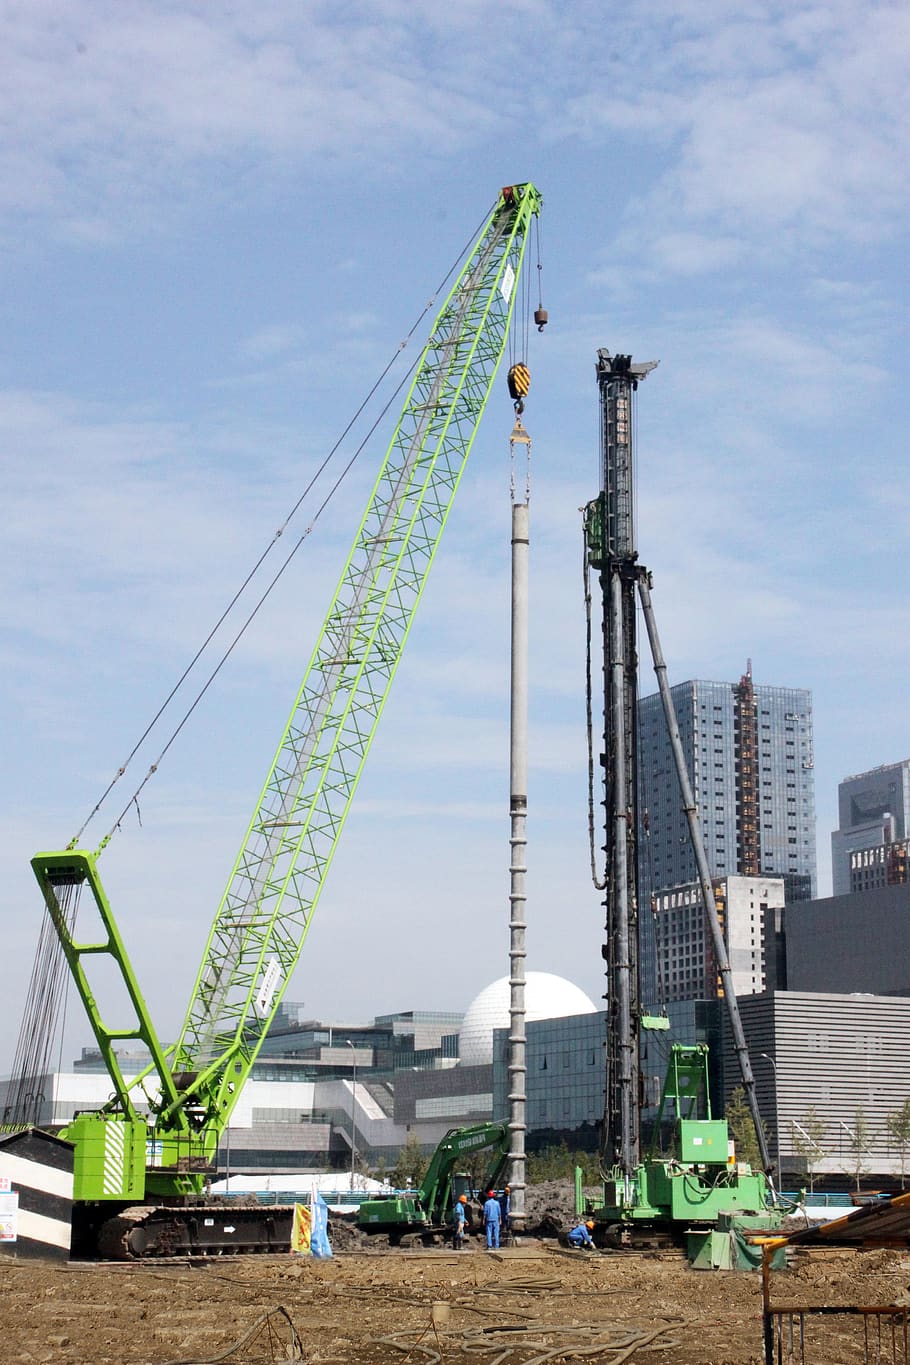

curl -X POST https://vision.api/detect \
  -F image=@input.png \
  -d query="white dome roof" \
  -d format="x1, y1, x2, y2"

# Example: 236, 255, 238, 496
459, 971, 597, 1068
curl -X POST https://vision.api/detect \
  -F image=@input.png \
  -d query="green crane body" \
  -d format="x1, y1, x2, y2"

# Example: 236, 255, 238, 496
31, 182, 543, 1210
580, 1045, 773, 1246
357, 1121, 509, 1238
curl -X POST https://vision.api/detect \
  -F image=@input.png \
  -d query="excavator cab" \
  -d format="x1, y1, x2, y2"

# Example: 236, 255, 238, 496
451, 1173, 473, 1203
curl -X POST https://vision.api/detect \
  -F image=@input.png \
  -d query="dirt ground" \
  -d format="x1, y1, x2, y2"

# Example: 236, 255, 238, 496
3, 1185, 910, 1365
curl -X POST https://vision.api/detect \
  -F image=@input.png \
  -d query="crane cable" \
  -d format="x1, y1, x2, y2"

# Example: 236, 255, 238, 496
69, 209, 491, 852
584, 540, 607, 892
95, 346, 422, 851
3, 879, 77, 1125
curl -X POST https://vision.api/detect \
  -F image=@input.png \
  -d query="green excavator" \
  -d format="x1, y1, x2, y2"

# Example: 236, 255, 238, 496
357, 1121, 509, 1244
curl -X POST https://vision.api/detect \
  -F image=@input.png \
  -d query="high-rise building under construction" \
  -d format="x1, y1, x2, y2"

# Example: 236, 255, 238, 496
637, 669, 816, 1007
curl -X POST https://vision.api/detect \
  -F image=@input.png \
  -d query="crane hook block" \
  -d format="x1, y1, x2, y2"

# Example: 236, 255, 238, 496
534, 307, 548, 331
507, 362, 530, 404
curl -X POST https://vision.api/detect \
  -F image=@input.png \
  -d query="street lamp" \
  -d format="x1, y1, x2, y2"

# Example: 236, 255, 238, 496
347, 1039, 356, 1190
760, 1052, 781, 1187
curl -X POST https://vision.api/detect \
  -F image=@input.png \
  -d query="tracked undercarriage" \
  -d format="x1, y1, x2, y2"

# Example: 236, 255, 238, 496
85, 1202, 295, 1259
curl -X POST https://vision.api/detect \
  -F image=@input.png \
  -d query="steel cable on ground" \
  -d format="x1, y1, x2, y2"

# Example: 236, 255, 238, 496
371, 1319, 683, 1365
69, 207, 489, 852
158, 1303, 304, 1365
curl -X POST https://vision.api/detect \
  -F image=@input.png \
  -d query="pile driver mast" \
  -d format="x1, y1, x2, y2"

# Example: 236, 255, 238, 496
584, 349, 772, 1205
585, 351, 657, 1180
21, 183, 544, 1253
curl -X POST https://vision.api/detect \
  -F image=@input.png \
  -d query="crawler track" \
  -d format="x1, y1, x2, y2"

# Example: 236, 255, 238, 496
97, 1204, 295, 1259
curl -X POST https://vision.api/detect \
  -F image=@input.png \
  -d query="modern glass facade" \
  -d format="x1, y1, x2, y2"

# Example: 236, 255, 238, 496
491, 1000, 723, 1148
492, 1012, 606, 1148
638, 678, 815, 1009
254, 1007, 462, 1077
831, 760, 910, 896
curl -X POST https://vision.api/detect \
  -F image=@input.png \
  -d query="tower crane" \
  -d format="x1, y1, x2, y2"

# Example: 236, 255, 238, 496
21, 182, 543, 1257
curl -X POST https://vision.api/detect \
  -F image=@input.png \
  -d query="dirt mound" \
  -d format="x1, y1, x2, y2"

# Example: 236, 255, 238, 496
327, 1210, 370, 1251
522, 1178, 587, 1236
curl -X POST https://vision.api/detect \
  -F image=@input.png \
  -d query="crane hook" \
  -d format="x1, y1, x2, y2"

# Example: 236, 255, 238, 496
507, 362, 530, 414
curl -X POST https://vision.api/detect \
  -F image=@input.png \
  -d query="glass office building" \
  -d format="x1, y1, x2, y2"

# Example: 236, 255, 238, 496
831, 759, 910, 896
638, 677, 816, 1009
490, 1001, 722, 1149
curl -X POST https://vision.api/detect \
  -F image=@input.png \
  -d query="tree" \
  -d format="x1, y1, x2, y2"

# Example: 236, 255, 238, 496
847, 1108, 872, 1194
791, 1108, 827, 1194
725, 1086, 768, 1171
390, 1132, 427, 1190
886, 1100, 910, 1189
526, 1145, 601, 1184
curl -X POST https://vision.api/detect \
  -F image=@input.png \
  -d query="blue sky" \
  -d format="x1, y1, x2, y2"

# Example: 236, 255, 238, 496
2, 1, 908, 1074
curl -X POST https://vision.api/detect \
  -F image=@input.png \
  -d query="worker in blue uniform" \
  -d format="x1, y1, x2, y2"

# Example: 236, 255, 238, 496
498, 1184, 511, 1241
567, 1219, 597, 1250
452, 1193, 468, 1250
482, 1189, 502, 1249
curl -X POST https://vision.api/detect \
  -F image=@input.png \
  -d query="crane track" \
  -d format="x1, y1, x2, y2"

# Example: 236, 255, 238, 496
96, 1204, 295, 1259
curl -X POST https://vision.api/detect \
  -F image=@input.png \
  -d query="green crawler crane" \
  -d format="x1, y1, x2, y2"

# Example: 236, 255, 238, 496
29, 182, 543, 1258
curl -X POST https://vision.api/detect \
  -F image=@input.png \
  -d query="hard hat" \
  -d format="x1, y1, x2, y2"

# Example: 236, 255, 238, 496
488, 1190, 495, 1197
458, 1194, 467, 1203
586, 1221, 595, 1230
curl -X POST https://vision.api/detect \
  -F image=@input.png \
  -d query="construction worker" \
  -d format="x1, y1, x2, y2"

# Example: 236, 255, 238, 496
499, 1184, 511, 1239
567, 1219, 597, 1250
452, 1193, 468, 1250
482, 1189, 502, 1249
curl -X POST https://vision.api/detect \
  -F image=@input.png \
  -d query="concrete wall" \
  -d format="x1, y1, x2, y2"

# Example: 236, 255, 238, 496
785, 886, 910, 997
724, 991, 910, 1181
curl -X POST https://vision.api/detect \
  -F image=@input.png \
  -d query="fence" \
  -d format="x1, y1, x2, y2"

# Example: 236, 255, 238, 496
763, 1305, 910, 1364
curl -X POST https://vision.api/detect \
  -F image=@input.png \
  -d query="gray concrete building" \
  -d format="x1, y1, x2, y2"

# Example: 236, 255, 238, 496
638, 674, 815, 1009
851, 839, 910, 892
831, 760, 910, 897
724, 991, 910, 1183
784, 884, 910, 998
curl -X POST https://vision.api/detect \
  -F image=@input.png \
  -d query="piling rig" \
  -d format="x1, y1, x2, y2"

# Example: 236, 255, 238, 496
582, 350, 776, 1249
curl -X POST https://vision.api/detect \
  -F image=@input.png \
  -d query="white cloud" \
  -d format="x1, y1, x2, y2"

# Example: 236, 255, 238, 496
0, 1, 499, 243
567, 2, 909, 278
1, 0, 908, 1075
239, 323, 308, 361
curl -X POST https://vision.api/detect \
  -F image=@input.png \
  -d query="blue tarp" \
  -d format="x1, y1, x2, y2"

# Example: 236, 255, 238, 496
310, 1191, 333, 1258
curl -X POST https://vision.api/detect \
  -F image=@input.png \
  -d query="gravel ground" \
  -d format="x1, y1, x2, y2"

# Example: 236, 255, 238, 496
2, 1182, 909, 1364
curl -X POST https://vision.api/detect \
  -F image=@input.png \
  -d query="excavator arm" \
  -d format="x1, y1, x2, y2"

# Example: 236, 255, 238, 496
357, 1121, 510, 1239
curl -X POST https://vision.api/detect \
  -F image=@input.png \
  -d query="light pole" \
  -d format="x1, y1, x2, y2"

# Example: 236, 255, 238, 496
760, 1053, 781, 1186
346, 1040, 356, 1190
